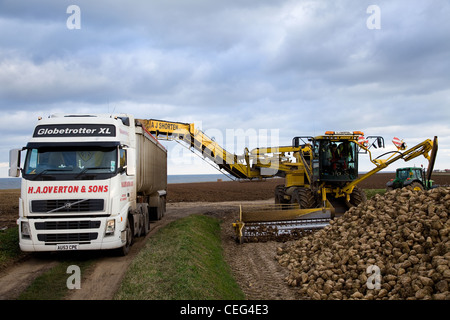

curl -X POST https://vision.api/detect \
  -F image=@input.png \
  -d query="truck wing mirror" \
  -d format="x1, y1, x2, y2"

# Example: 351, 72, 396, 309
125, 148, 136, 176
9, 149, 22, 177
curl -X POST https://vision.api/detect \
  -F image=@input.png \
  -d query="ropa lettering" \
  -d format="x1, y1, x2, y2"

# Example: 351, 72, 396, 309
150, 121, 179, 131
159, 123, 179, 130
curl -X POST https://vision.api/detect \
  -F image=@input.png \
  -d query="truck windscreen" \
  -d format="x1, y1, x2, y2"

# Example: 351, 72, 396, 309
23, 145, 118, 181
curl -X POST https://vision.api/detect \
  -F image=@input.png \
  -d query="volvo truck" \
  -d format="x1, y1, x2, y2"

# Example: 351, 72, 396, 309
9, 114, 167, 255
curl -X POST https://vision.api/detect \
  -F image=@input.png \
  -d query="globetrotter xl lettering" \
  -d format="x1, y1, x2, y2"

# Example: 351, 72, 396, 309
33, 124, 116, 137
28, 185, 109, 194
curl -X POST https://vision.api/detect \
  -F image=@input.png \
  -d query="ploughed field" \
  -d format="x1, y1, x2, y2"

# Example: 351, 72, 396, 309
1, 173, 450, 229
166, 172, 450, 203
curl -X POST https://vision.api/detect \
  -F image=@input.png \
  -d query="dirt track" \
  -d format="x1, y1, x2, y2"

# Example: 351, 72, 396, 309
0, 199, 298, 300
1, 173, 449, 300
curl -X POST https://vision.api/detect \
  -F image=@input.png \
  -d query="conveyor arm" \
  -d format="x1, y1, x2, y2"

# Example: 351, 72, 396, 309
137, 119, 260, 179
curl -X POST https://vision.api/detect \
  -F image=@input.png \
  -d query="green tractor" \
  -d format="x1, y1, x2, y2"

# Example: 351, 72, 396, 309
386, 136, 438, 192
386, 167, 434, 191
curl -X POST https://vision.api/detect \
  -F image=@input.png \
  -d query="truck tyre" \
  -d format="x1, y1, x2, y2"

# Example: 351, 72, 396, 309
136, 205, 146, 237
143, 205, 150, 235
161, 196, 166, 218
149, 196, 165, 221
118, 217, 133, 256
157, 201, 163, 220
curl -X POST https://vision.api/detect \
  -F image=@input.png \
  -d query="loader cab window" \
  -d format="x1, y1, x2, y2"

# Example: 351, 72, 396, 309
312, 141, 320, 179
23, 143, 119, 181
319, 140, 357, 181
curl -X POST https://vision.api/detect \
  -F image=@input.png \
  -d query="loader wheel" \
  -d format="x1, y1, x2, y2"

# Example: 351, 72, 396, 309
275, 185, 288, 204
345, 186, 367, 208
291, 188, 316, 209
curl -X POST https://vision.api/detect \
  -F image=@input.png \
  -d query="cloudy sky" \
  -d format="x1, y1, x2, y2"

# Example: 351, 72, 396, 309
0, 0, 449, 177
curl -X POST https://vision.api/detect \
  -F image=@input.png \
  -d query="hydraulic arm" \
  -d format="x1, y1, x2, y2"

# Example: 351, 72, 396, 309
342, 136, 438, 195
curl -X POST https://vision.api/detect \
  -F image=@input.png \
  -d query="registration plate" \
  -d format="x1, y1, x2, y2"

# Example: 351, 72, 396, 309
56, 244, 79, 251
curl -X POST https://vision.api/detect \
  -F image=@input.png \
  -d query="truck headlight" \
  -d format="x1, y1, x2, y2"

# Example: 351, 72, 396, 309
105, 219, 115, 236
21, 221, 31, 239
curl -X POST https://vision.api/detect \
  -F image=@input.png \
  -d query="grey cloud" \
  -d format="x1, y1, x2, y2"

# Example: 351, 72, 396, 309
0, 0, 449, 174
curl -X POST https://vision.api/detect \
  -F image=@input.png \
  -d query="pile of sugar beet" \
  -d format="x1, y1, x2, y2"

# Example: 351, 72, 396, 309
276, 187, 450, 300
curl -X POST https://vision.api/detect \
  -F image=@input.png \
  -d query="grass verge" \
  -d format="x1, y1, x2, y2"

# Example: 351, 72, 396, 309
18, 259, 95, 300
115, 214, 245, 300
0, 226, 25, 270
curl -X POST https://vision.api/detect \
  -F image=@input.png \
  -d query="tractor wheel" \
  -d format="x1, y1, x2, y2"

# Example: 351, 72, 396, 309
345, 186, 367, 208
291, 187, 317, 209
410, 181, 424, 191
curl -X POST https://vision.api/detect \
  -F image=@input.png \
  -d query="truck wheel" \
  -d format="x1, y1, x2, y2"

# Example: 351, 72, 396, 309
157, 201, 163, 220
161, 196, 166, 218
119, 217, 133, 256
136, 205, 146, 237
143, 206, 150, 235
149, 197, 165, 221
410, 181, 424, 191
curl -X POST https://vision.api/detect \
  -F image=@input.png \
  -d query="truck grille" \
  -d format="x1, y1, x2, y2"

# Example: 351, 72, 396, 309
31, 199, 104, 213
35, 220, 101, 230
37, 232, 98, 243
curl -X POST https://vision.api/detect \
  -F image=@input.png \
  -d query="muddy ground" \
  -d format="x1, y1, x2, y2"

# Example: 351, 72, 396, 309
1, 173, 449, 300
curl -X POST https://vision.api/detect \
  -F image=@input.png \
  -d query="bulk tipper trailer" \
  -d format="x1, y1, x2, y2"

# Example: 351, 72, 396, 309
9, 114, 167, 255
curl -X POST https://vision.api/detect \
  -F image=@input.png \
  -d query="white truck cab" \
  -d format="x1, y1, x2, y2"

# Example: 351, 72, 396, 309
9, 114, 167, 255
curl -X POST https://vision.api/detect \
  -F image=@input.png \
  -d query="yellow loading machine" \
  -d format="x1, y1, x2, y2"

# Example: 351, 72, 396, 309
138, 119, 438, 243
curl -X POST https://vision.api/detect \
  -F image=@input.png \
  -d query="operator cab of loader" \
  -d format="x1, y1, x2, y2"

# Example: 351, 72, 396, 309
318, 137, 358, 182
295, 131, 361, 184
